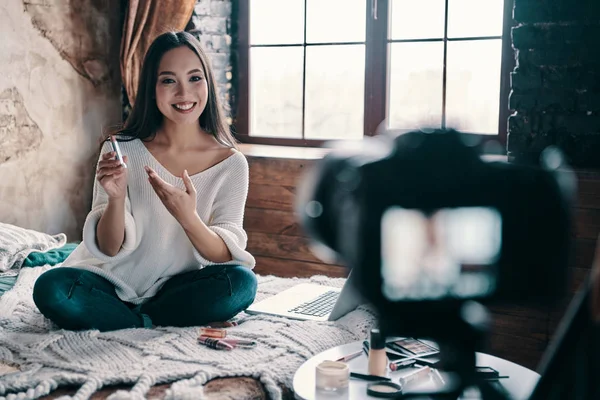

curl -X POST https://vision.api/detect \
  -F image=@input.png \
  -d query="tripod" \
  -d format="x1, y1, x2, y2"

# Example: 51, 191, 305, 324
529, 277, 600, 400
380, 300, 513, 400
386, 278, 599, 399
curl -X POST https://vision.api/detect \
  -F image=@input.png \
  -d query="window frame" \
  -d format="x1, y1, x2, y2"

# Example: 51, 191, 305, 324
233, 0, 514, 149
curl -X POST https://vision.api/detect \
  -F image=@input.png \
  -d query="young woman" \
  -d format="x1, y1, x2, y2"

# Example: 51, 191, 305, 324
32, 31, 257, 332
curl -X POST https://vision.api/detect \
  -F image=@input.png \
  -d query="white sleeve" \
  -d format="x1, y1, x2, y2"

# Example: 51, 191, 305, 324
82, 141, 139, 262
193, 155, 256, 268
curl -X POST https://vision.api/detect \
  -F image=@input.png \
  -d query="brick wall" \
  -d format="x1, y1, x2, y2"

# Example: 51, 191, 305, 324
187, 0, 233, 122
508, 0, 600, 167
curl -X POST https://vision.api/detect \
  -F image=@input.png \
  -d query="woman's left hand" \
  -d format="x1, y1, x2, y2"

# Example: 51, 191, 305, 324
145, 166, 198, 227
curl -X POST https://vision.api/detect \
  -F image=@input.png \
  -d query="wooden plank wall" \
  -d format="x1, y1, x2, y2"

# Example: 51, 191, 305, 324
244, 153, 600, 371
245, 156, 348, 279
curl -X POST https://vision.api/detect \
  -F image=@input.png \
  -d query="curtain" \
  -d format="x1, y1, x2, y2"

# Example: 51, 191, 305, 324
120, 0, 196, 106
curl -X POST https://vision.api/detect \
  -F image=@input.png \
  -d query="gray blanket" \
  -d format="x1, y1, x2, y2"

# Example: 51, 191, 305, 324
0, 265, 377, 400
0, 223, 66, 273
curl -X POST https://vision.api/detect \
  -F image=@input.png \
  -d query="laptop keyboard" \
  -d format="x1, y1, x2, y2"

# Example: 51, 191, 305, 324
288, 290, 339, 317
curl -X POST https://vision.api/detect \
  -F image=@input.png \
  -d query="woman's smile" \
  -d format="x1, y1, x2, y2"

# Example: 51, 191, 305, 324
172, 101, 197, 113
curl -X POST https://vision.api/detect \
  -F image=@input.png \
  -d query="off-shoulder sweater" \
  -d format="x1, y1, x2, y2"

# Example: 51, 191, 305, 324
61, 139, 255, 304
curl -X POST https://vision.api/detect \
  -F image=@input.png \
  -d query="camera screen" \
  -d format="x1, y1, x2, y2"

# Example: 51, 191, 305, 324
381, 207, 502, 301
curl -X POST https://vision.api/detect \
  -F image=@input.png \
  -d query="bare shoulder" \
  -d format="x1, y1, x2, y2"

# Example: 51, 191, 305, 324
224, 147, 248, 170
210, 145, 240, 163
220, 146, 238, 159
202, 145, 247, 173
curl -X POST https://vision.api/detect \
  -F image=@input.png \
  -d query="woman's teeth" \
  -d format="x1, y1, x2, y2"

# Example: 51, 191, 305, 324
173, 102, 196, 111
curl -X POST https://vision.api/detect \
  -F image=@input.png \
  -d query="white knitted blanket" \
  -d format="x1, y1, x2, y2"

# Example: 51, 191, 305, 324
0, 265, 377, 400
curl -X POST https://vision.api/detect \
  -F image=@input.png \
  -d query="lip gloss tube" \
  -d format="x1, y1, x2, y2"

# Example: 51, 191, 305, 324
431, 368, 446, 386
197, 336, 234, 351
199, 327, 227, 338
219, 338, 257, 348
389, 358, 416, 371
109, 135, 127, 168
399, 366, 431, 388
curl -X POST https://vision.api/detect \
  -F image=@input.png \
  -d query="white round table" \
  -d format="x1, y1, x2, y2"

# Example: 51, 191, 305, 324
293, 341, 540, 400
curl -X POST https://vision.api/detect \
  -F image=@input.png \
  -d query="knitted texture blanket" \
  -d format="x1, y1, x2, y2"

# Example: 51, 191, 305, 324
0, 265, 377, 400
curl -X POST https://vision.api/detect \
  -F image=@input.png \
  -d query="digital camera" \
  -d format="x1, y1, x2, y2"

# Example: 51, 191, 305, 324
296, 129, 575, 340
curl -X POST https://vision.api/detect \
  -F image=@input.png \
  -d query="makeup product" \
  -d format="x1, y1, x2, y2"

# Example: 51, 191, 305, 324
399, 366, 431, 389
315, 360, 349, 392
364, 339, 408, 361
476, 366, 500, 379
389, 358, 416, 371
109, 136, 127, 168
197, 336, 234, 351
368, 329, 388, 377
387, 337, 438, 357
350, 372, 391, 382
366, 381, 403, 398
335, 350, 363, 363
199, 327, 227, 338
431, 368, 446, 386
219, 338, 257, 348
413, 357, 441, 367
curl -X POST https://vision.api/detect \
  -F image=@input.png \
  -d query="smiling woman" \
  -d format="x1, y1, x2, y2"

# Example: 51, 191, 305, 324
155, 47, 209, 122
31, 32, 258, 333
110, 32, 237, 148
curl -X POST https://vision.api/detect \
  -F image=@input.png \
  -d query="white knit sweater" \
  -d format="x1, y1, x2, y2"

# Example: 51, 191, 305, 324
61, 138, 255, 304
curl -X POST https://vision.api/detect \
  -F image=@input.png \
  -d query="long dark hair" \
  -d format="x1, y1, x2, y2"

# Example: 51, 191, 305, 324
105, 31, 237, 148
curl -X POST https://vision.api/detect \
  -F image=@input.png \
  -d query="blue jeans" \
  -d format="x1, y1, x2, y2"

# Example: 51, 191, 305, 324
32, 265, 257, 332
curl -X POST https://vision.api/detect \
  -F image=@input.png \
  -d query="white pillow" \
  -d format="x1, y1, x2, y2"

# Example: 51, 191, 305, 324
0, 223, 67, 272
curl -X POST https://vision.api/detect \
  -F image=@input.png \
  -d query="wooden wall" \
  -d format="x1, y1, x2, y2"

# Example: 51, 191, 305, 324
245, 155, 348, 279
243, 149, 600, 371
484, 170, 599, 369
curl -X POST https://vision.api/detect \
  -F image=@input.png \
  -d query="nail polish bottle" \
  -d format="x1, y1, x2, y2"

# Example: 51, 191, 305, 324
368, 328, 388, 377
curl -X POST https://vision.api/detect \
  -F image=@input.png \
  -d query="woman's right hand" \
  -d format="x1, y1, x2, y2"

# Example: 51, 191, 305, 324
97, 152, 129, 200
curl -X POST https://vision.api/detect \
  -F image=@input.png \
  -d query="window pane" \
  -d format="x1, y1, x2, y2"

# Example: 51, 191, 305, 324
446, 40, 502, 134
448, 0, 504, 38
388, 42, 444, 130
306, 0, 366, 43
390, 0, 445, 40
304, 45, 365, 140
250, 0, 304, 45
250, 47, 303, 138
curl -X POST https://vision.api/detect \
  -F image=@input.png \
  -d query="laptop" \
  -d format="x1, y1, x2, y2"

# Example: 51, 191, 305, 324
246, 272, 363, 321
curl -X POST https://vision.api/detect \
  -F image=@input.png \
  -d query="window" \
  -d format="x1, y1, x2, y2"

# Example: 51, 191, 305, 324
234, 0, 514, 147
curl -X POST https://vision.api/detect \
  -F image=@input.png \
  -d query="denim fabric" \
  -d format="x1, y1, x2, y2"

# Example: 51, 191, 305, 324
32, 265, 257, 332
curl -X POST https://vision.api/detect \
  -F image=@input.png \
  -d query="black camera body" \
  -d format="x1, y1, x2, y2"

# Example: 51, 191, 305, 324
297, 129, 574, 341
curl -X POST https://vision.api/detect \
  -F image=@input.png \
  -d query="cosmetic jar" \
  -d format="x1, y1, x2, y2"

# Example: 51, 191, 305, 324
366, 381, 403, 398
315, 360, 349, 392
